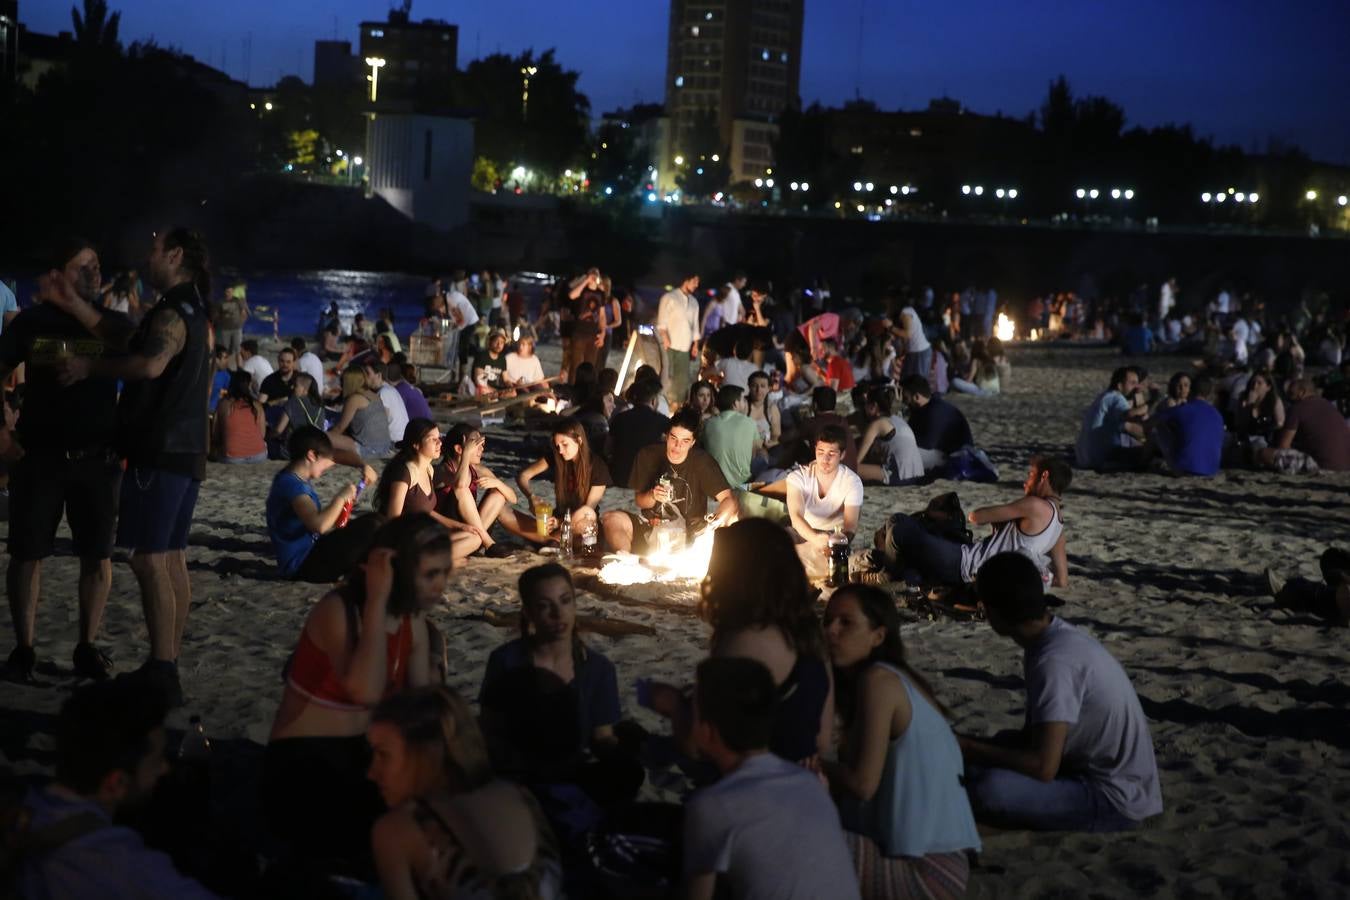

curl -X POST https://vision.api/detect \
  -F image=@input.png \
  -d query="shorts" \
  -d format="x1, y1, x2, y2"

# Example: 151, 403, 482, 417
621, 510, 659, 555
116, 466, 201, 553
1267, 448, 1320, 475
7, 453, 122, 561
882, 456, 926, 487
217, 328, 243, 355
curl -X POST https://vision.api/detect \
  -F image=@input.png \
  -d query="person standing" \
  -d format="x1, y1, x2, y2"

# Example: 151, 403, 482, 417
213, 281, 248, 369
53, 227, 214, 705
0, 239, 127, 681
657, 273, 700, 409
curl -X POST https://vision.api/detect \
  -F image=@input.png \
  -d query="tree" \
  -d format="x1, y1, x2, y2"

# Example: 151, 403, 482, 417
70, 0, 121, 52
456, 49, 590, 181
590, 119, 645, 197
471, 156, 501, 193
675, 109, 729, 199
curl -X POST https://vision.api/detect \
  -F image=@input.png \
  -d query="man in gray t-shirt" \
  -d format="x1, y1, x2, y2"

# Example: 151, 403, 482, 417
682, 658, 860, 900
957, 552, 1164, 831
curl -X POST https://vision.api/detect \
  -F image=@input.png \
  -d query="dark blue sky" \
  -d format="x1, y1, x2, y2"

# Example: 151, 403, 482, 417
26, 0, 1350, 163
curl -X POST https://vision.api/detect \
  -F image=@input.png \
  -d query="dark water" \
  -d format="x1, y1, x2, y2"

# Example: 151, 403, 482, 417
226, 269, 432, 337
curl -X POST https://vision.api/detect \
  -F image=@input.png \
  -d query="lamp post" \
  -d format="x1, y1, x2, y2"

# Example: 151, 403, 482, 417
364, 56, 386, 103
521, 65, 538, 121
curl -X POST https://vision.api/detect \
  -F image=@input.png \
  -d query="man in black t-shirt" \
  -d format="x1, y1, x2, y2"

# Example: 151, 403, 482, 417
0, 239, 127, 682
901, 374, 974, 471
605, 377, 670, 486
601, 408, 737, 554
49, 227, 213, 705
259, 347, 297, 405
472, 329, 511, 395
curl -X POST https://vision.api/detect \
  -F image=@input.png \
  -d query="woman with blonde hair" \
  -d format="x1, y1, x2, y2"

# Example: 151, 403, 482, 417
367, 685, 563, 900
329, 366, 391, 459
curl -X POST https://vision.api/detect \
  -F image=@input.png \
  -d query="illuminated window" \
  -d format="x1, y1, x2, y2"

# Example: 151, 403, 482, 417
761, 49, 770, 61
780, 52, 788, 63
675, 76, 684, 87
691, 25, 699, 36
370, 28, 384, 37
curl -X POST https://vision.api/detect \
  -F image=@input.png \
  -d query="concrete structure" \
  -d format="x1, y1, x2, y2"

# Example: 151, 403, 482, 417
368, 113, 473, 231
358, 16, 458, 105
314, 39, 359, 88
664, 0, 803, 187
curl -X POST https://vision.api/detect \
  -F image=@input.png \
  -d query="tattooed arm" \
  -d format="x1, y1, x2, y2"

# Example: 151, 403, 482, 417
58, 308, 187, 386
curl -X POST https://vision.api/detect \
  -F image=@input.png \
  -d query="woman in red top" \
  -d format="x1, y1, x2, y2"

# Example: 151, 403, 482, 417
263, 514, 451, 874
213, 369, 267, 463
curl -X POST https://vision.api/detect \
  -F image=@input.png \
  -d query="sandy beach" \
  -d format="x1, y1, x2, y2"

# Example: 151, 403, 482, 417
4, 344, 1349, 898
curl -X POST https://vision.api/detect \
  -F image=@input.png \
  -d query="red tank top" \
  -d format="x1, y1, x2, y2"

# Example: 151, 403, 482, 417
222, 400, 266, 459
287, 607, 414, 712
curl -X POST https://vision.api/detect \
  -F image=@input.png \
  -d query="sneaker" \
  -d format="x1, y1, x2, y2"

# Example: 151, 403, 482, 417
72, 642, 114, 681
1265, 567, 1286, 600
3, 645, 36, 683
484, 543, 516, 559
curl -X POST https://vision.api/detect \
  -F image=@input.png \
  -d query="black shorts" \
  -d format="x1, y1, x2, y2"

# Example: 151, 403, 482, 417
7, 453, 122, 561
116, 465, 200, 553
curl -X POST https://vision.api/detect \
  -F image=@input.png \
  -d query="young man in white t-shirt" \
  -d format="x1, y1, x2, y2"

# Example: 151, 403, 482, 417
958, 552, 1164, 832
785, 425, 863, 578
239, 339, 273, 393
720, 272, 747, 326
682, 657, 861, 900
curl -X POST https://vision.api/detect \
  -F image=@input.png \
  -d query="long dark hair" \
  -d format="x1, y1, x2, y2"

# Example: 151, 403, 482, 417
161, 226, 210, 299
517, 562, 586, 666
338, 513, 450, 618
225, 369, 256, 404
829, 584, 950, 725
375, 417, 440, 515
549, 418, 592, 510
700, 519, 825, 660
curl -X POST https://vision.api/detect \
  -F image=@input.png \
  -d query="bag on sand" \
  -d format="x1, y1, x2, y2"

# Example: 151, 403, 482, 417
914, 492, 973, 545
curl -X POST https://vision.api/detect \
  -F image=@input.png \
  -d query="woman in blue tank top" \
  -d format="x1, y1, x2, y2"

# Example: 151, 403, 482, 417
823, 585, 981, 899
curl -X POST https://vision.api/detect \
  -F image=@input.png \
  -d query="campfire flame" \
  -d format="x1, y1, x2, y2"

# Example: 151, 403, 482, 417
996, 313, 1016, 342
598, 523, 718, 585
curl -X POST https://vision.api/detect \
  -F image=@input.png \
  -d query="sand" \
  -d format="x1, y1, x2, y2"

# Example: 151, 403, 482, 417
4, 344, 1350, 898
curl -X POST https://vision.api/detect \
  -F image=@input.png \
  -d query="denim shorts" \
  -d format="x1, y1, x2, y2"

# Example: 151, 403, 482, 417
116, 466, 201, 553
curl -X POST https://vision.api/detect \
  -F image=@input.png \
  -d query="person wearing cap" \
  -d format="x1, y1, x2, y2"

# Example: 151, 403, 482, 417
472, 328, 513, 397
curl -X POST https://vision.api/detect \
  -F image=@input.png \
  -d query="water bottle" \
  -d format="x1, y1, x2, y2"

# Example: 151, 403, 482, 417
558, 509, 573, 564
179, 715, 211, 762
827, 526, 850, 588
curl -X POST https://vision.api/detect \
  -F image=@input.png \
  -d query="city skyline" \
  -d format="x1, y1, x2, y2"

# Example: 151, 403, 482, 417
20, 0, 1350, 165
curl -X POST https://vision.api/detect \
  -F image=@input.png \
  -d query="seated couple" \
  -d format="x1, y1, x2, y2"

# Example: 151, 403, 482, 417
877, 455, 1071, 590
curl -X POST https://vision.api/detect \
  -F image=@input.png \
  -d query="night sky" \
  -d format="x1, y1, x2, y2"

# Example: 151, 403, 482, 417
24, 0, 1350, 164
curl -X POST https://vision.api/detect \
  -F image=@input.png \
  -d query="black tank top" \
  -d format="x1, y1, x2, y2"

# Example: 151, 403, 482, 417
116, 282, 213, 479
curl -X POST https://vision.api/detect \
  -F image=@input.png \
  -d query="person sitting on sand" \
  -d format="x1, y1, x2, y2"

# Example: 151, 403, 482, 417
1153, 371, 1191, 414
600, 408, 738, 555
605, 377, 669, 487
686, 379, 717, 422
1266, 547, 1350, 628
1256, 378, 1350, 474
239, 339, 273, 393
900, 374, 974, 472
16, 677, 217, 899
265, 426, 381, 581
258, 347, 296, 406
433, 423, 522, 559
1232, 371, 1285, 448
644, 519, 835, 766
786, 425, 863, 579
479, 563, 642, 811
958, 552, 1164, 832
1147, 375, 1225, 477
209, 345, 230, 412
211, 370, 267, 464
681, 657, 861, 900
505, 332, 547, 389
855, 386, 924, 486
822, 585, 980, 898
1076, 366, 1149, 471
267, 372, 326, 453
799, 386, 859, 473
328, 366, 392, 460
385, 361, 432, 422
473, 328, 513, 397
699, 384, 762, 488
264, 515, 448, 873
367, 686, 564, 900
746, 370, 783, 457
517, 418, 612, 544
878, 454, 1071, 589
364, 358, 409, 445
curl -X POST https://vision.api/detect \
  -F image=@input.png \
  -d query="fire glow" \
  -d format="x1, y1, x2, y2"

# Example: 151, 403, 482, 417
996, 312, 1016, 342
597, 524, 718, 586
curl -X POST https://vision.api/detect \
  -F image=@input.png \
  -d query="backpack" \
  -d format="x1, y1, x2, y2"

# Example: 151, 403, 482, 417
914, 491, 974, 545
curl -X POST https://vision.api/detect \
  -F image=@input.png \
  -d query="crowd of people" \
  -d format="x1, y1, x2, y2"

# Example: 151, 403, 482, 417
4, 242, 1348, 900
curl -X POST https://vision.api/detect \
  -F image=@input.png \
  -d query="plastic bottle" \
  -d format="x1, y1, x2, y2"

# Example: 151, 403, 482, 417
827, 526, 850, 588
179, 715, 212, 762
558, 508, 573, 564
581, 520, 598, 556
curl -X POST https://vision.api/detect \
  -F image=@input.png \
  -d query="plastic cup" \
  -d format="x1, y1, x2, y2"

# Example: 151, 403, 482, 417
534, 502, 552, 537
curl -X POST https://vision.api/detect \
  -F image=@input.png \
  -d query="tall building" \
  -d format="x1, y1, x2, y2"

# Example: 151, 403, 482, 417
314, 39, 359, 88
358, 16, 458, 107
664, 0, 803, 190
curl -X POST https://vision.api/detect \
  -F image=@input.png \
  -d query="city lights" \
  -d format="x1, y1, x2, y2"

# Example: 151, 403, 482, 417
765, 178, 774, 188
264, 101, 273, 111
962, 185, 972, 195
1306, 190, 1318, 201
801, 182, 810, 191
1076, 188, 1087, 199
1111, 189, 1121, 199
710, 154, 719, 161
1088, 189, 1099, 199
364, 56, 386, 103
754, 178, 764, 187
1124, 189, 1134, 199
790, 181, 799, 191
1249, 193, 1259, 203
1201, 192, 1212, 202
865, 182, 874, 192
352, 156, 362, 166
974, 185, 984, 196
854, 181, 864, 191
1008, 188, 1018, 199
1340, 195, 1349, 206
1215, 192, 1226, 203
890, 185, 898, 194
604, 186, 613, 195
674, 155, 684, 165
996, 188, 1005, 198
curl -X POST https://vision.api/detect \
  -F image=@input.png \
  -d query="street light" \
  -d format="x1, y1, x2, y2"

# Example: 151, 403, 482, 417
1076, 188, 1087, 199
674, 155, 684, 166
754, 178, 764, 187
1215, 192, 1226, 203
1339, 195, 1349, 206
1124, 189, 1134, 200
1111, 188, 1121, 199
865, 182, 874, 192
800, 182, 810, 191
973, 185, 984, 196
364, 57, 386, 103
765, 178, 774, 188
1201, 192, 1212, 202
1007, 188, 1018, 199
1305, 190, 1318, 201
1088, 188, 1099, 199
995, 188, 1006, 199
520, 65, 538, 119
962, 184, 972, 195
1249, 193, 1259, 204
